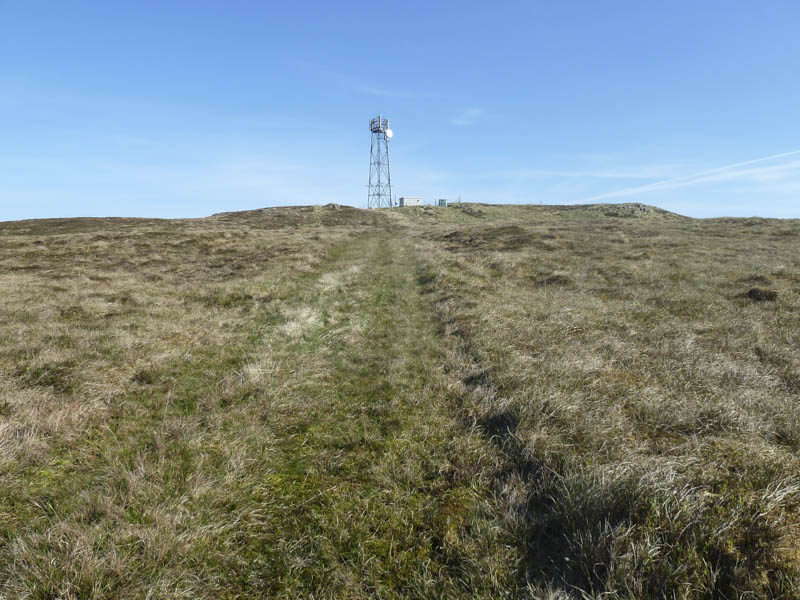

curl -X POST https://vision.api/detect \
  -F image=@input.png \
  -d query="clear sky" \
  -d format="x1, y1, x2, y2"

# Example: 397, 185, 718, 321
2, 1, 799, 220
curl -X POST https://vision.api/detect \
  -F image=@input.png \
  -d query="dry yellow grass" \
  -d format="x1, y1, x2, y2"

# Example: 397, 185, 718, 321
405, 203, 800, 597
1, 202, 799, 598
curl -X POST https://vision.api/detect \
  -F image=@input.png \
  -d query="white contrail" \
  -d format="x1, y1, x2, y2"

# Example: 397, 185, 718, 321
581, 149, 800, 202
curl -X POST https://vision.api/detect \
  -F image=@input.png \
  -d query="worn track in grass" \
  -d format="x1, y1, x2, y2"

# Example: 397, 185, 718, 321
224, 233, 518, 598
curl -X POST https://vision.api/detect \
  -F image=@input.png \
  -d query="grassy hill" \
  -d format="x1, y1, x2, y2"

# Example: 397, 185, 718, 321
1, 203, 799, 598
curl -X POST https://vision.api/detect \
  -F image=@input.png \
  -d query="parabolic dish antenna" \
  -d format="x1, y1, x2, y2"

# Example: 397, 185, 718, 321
385, 129, 393, 138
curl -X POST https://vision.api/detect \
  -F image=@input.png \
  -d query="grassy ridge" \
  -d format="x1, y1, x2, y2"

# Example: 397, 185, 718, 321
2, 203, 800, 598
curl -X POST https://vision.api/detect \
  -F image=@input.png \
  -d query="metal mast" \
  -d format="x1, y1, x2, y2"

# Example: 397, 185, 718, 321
367, 115, 392, 208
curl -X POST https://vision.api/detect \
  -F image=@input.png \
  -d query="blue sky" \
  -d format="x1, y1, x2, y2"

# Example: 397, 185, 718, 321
2, 0, 799, 220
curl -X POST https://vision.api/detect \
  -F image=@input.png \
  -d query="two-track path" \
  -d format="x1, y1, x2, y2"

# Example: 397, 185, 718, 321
238, 232, 517, 598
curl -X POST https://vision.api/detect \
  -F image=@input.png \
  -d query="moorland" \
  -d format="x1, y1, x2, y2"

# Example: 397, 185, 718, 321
1, 202, 799, 599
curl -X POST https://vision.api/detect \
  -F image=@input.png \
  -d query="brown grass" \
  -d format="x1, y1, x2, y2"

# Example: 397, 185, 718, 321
408, 204, 800, 597
2, 202, 800, 598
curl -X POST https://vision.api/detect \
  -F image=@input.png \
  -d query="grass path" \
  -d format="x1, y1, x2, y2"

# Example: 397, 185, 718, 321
235, 233, 517, 597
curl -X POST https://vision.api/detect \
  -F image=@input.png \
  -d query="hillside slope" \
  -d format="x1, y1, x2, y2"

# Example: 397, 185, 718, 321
1, 204, 799, 598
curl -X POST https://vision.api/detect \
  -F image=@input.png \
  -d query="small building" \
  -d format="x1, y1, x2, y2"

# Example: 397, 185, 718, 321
437, 198, 448, 207
398, 197, 422, 207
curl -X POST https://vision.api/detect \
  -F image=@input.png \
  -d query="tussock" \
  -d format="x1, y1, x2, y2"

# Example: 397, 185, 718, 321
746, 287, 778, 302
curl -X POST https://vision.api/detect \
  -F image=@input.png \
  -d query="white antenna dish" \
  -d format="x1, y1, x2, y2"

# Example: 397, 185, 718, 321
385, 129, 393, 138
